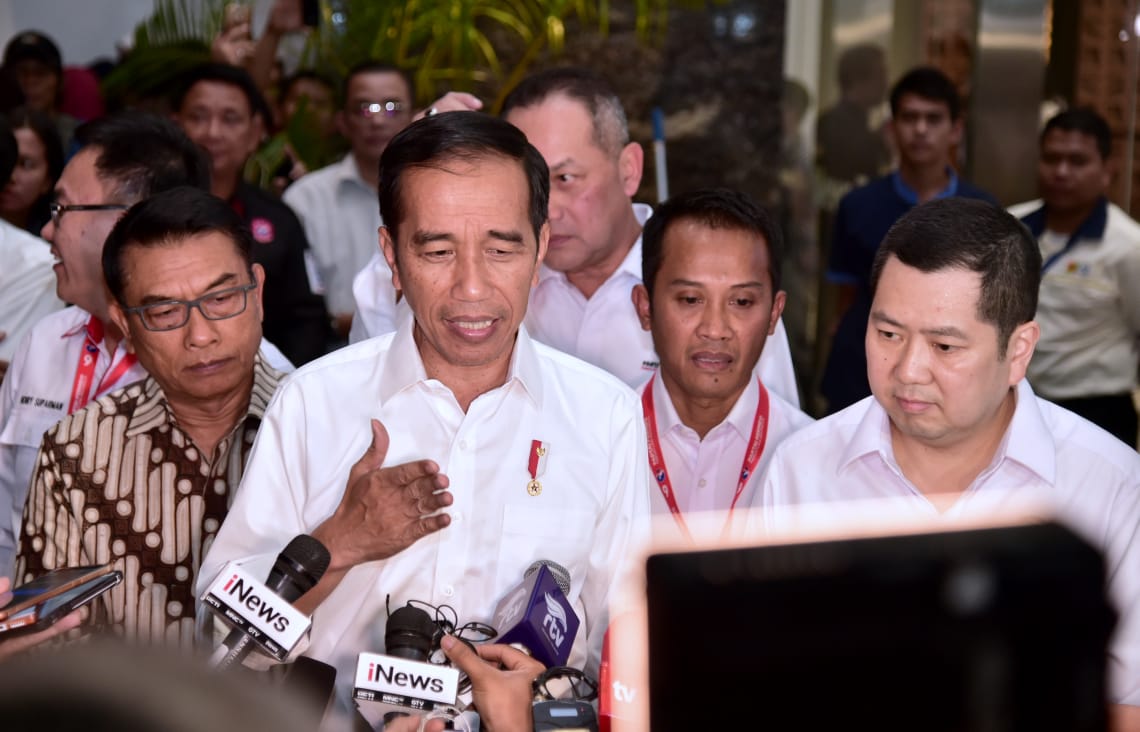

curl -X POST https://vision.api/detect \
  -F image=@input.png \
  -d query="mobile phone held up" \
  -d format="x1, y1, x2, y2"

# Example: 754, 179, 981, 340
0, 565, 122, 634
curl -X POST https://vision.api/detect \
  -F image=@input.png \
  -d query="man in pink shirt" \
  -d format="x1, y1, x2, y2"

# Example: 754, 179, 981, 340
757, 197, 1140, 726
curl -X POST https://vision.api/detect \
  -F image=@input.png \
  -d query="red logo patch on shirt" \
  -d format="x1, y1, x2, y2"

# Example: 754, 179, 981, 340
250, 217, 275, 243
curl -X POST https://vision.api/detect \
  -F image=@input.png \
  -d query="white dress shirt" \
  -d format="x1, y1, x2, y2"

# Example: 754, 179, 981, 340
756, 380, 1140, 705
0, 221, 62, 362
283, 155, 388, 317
641, 374, 812, 533
198, 321, 650, 720
0, 306, 294, 577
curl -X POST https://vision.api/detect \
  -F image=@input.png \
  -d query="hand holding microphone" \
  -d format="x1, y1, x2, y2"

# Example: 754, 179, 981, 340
438, 636, 545, 732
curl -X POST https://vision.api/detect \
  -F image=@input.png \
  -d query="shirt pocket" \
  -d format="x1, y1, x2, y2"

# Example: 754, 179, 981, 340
0, 403, 61, 449
494, 504, 596, 599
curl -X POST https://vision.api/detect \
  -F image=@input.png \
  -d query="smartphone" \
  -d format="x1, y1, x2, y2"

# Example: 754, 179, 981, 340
0, 565, 122, 634
302, 0, 321, 28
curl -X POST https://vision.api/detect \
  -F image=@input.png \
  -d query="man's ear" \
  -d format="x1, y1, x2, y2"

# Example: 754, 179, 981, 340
380, 226, 401, 292
632, 284, 652, 332
251, 263, 266, 322
768, 291, 787, 336
1005, 320, 1040, 385
533, 222, 550, 286
618, 142, 644, 198
108, 301, 135, 354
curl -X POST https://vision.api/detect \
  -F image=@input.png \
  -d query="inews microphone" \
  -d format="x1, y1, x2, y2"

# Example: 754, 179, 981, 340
205, 534, 331, 670
491, 560, 580, 668
353, 604, 461, 725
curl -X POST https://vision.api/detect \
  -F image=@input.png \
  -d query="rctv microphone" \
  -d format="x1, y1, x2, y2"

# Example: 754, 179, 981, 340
491, 560, 580, 668
353, 604, 461, 726
205, 534, 330, 670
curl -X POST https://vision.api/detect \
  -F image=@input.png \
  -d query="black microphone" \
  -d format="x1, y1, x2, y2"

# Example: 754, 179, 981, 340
210, 534, 331, 670
491, 560, 580, 667
384, 604, 437, 660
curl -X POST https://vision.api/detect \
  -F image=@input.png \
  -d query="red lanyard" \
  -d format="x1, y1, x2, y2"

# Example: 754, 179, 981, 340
68, 316, 139, 414
641, 375, 770, 540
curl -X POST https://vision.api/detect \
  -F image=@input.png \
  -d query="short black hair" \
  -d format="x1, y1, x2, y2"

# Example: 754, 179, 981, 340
341, 61, 413, 108
870, 198, 1040, 357
378, 112, 549, 248
889, 66, 961, 121
102, 186, 254, 305
174, 63, 273, 125
501, 67, 629, 155
1042, 107, 1112, 160
0, 117, 16, 185
75, 113, 210, 204
8, 105, 64, 186
641, 188, 783, 303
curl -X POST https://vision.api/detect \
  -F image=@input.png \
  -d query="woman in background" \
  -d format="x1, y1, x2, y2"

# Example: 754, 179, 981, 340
0, 106, 61, 235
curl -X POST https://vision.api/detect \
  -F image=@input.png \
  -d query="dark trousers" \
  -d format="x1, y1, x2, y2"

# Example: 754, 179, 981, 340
1052, 393, 1139, 449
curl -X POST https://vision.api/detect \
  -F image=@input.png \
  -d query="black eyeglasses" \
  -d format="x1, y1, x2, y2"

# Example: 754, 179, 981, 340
49, 202, 129, 228
124, 282, 257, 332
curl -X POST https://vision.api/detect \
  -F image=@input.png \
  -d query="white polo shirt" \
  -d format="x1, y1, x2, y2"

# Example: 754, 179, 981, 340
640, 373, 811, 543
0, 306, 294, 577
0, 221, 63, 362
755, 380, 1140, 705
1010, 198, 1140, 399
198, 321, 649, 718
283, 154, 388, 317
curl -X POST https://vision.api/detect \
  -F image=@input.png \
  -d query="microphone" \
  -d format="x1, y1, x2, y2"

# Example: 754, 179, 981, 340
353, 604, 461, 727
205, 534, 331, 670
491, 560, 580, 668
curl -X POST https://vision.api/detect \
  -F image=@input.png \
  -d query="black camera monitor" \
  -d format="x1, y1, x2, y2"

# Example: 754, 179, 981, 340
645, 521, 1115, 732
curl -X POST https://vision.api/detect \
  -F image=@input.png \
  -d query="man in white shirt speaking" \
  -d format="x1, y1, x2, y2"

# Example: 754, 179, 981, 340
200, 112, 649, 721
756, 198, 1140, 727
630, 189, 812, 541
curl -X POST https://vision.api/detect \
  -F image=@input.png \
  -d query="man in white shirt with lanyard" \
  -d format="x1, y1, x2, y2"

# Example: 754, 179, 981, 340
631, 189, 812, 541
0, 114, 210, 577
756, 198, 1140, 728
199, 112, 648, 723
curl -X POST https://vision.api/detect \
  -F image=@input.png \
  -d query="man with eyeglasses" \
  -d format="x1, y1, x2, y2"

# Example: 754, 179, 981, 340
283, 62, 416, 341
0, 114, 231, 578
175, 63, 331, 365
15, 186, 287, 645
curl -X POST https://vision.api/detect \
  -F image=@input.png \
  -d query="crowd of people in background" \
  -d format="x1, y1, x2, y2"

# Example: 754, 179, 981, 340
0, 3, 1137, 730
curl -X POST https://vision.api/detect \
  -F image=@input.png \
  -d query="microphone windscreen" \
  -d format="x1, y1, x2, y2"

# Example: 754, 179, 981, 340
384, 605, 436, 661
526, 559, 571, 595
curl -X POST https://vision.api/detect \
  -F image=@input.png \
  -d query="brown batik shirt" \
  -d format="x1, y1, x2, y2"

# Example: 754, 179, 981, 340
15, 355, 282, 648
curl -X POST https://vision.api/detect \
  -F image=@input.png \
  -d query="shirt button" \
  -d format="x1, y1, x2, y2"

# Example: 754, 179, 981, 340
442, 585, 455, 597
452, 511, 462, 522
698, 479, 707, 487
459, 440, 468, 450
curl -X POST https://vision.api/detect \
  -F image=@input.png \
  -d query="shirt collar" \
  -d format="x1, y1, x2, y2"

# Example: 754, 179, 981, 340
655, 373, 759, 442
61, 307, 98, 339
1018, 196, 1108, 239
125, 352, 283, 439
890, 168, 960, 205
836, 380, 1055, 485
337, 154, 374, 190
377, 318, 544, 409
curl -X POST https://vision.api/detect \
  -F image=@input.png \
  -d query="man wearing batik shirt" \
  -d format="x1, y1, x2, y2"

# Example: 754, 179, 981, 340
17, 187, 285, 646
